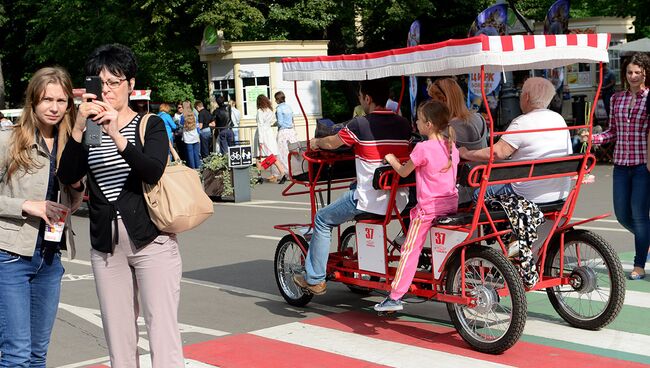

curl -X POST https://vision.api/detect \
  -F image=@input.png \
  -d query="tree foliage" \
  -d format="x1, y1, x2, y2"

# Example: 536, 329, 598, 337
0, 0, 647, 109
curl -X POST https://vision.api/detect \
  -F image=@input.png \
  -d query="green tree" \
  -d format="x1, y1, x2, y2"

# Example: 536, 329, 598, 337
0, 3, 7, 108
1, 0, 647, 110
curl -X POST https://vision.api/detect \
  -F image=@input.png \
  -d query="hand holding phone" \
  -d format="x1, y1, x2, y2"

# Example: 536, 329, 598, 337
83, 76, 103, 147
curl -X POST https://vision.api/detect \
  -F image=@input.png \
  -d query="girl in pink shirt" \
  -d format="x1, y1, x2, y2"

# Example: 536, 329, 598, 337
375, 100, 459, 312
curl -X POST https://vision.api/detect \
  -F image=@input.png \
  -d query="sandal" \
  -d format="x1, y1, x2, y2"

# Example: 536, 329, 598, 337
628, 270, 646, 280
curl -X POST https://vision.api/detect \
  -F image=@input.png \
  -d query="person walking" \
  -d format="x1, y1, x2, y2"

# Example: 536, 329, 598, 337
375, 100, 459, 311
214, 95, 234, 154
274, 91, 298, 181
593, 52, 650, 280
157, 103, 178, 143
602, 63, 617, 118
230, 99, 241, 142
182, 100, 202, 169
256, 94, 286, 182
172, 102, 186, 162
57, 44, 185, 367
0, 67, 83, 367
195, 100, 213, 158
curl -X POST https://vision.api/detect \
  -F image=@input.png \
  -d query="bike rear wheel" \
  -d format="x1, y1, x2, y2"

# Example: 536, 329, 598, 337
544, 229, 625, 330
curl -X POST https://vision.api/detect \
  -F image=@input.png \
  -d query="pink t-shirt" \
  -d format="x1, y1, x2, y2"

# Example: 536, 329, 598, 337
410, 139, 459, 215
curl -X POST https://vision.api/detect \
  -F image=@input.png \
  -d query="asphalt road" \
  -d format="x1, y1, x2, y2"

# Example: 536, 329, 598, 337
45, 163, 648, 367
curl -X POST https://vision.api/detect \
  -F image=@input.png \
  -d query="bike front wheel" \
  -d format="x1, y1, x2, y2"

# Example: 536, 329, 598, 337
445, 247, 527, 354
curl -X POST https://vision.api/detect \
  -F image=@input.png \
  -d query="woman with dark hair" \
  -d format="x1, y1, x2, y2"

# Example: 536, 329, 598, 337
57, 44, 184, 366
0, 66, 83, 367
256, 94, 286, 182
593, 52, 650, 280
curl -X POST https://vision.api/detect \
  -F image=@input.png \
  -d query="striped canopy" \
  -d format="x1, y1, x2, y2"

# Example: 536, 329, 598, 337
129, 90, 151, 101
282, 34, 610, 81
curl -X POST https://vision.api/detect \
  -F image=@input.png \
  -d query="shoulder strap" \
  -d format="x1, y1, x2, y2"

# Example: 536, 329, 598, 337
139, 113, 153, 146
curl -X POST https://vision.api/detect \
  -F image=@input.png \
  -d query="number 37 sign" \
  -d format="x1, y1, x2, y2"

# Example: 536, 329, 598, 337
430, 227, 467, 279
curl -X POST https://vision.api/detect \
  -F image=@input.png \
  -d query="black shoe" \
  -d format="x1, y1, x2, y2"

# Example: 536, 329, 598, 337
278, 175, 287, 184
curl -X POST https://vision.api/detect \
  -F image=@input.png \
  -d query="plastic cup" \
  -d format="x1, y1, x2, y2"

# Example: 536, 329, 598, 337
44, 209, 68, 242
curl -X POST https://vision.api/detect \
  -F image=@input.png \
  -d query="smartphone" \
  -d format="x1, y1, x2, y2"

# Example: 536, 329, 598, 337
83, 76, 103, 147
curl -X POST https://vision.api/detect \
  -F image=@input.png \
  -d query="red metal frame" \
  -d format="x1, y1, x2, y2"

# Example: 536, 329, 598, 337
276, 61, 608, 305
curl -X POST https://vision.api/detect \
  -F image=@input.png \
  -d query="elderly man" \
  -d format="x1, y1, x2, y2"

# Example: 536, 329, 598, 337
459, 77, 572, 203
293, 78, 412, 295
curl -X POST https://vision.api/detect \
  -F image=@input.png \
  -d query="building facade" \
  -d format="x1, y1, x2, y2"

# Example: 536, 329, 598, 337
199, 40, 329, 145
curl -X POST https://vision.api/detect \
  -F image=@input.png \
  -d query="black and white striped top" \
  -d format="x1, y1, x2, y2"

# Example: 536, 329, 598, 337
88, 115, 141, 217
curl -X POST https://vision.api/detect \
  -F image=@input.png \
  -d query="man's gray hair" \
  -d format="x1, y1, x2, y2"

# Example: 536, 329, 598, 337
523, 77, 556, 109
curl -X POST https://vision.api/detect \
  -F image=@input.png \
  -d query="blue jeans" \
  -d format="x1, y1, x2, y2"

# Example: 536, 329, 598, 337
218, 128, 234, 155
613, 165, 650, 268
472, 183, 517, 202
200, 128, 212, 158
0, 247, 64, 367
185, 142, 201, 169
305, 190, 364, 284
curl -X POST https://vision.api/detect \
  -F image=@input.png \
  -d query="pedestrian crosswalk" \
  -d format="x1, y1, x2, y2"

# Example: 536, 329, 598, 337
79, 286, 650, 368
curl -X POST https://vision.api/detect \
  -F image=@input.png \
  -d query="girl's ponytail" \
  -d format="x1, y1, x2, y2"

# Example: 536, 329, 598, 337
441, 125, 455, 173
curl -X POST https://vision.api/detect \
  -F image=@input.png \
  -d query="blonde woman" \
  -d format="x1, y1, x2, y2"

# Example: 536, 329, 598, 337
181, 100, 201, 168
0, 67, 83, 366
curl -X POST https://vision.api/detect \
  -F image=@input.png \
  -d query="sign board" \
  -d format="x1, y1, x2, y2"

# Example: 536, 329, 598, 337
228, 145, 253, 168
430, 227, 468, 279
245, 86, 268, 111
468, 72, 502, 97
356, 223, 386, 274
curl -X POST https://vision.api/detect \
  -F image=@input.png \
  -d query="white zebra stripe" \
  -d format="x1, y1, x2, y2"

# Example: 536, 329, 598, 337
252, 322, 514, 368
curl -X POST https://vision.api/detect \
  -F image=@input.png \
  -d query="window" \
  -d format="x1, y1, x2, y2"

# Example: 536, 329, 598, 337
608, 50, 621, 86
566, 63, 592, 88
213, 79, 235, 102
242, 77, 270, 116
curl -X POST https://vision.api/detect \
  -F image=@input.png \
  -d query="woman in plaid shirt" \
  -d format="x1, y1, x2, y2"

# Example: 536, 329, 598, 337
593, 52, 650, 280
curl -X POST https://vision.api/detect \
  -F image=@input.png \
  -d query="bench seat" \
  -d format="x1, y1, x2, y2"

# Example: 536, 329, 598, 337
435, 200, 566, 226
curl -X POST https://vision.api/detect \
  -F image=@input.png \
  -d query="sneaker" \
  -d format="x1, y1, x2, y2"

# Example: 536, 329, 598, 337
292, 274, 327, 295
278, 175, 288, 185
374, 297, 403, 312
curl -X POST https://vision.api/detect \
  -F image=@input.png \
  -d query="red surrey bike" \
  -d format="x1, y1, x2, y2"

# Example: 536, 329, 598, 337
273, 33, 625, 354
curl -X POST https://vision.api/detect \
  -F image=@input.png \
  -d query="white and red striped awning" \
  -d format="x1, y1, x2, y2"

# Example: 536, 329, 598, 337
282, 34, 610, 81
129, 90, 151, 100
